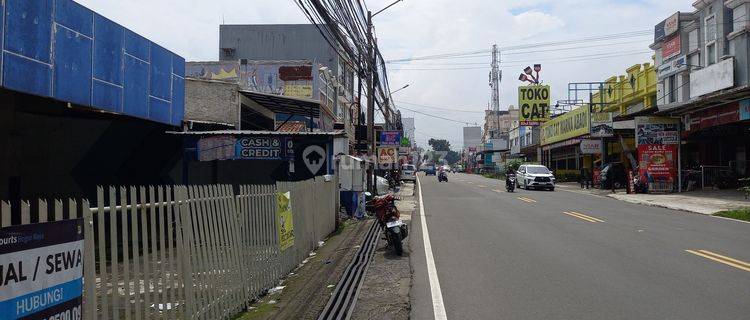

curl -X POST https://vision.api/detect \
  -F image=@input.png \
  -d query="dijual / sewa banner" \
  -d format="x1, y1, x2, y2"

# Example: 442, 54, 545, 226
0, 219, 84, 319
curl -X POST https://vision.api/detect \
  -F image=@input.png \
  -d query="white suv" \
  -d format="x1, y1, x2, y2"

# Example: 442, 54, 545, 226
400, 164, 417, 182
516, 164, 555, 191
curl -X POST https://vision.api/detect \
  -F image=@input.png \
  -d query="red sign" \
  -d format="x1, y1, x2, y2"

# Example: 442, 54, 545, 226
662, 34, 681, 60
637, 144, 677, 191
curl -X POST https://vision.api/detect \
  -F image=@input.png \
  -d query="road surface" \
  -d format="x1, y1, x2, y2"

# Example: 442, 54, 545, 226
409, 173, 750, 320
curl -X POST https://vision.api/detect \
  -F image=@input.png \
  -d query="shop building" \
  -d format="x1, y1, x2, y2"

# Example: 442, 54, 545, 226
651, 1, 750, 190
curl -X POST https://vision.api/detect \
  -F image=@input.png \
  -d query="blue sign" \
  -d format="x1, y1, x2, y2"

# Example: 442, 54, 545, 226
484, 142, 493, 165
654, 20, 666, 42
0, 219, 84, 319
741, 99, 750, 121
378, 130, 402, 146
1, 0, 185, 126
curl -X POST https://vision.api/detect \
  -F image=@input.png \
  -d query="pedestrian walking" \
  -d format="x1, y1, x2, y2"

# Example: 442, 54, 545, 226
579, 166, 590, 189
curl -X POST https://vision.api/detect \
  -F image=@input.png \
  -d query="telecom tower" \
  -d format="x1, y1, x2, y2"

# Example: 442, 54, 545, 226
489, 44, 501, 112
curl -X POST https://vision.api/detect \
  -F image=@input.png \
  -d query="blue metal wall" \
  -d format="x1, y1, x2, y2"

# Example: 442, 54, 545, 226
1, 0, 185, 126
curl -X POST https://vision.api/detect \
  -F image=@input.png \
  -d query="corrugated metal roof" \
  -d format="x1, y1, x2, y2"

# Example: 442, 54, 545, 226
276, 121, 308, 132
240, 90, 322, 118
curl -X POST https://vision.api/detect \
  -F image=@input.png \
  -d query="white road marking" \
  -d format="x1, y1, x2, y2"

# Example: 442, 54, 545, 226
416, 175, 448, 320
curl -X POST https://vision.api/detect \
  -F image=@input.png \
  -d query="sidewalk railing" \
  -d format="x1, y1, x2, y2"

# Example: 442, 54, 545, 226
700, 165, 734, 190
0, 176, 338, 320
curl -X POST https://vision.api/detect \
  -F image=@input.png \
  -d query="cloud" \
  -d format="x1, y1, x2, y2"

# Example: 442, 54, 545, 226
74, 0, 697, 149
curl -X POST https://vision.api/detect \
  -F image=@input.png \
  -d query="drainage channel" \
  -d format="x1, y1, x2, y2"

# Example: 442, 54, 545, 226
318, 220, 381, 320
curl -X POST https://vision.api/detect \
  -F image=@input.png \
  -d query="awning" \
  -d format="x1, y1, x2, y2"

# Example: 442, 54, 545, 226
656, 85, 750, 116
239, 90, 325, 118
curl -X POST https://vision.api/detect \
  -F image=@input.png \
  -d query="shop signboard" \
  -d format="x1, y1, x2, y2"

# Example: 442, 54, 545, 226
741, 99, 750, 121
235, 136, 285, 160
518, 85, 551, 126
541, 106, 590, 145
635, 117, 680, 193
0, 219, 85, 319
654, 20, 666, 42
662, 34, 681, 60
635, 117, 680, 146
664, 12, 680, 36
590, 112, 614, 137
378, 130, 402, 146
580, 139, 602, 154
657, 55, 687, 80
378, 147, 398, 164
275, 191, 295, 251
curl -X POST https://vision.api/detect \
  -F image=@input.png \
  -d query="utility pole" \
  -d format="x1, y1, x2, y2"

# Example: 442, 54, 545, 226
366, 10, 375, 194
365, 0, 403, 194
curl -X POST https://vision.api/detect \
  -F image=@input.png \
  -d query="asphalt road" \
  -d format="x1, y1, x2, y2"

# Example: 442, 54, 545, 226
409, 172, 750, 320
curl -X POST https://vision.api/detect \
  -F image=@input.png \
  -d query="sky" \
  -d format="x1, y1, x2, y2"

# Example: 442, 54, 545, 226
77, 0, 695, 150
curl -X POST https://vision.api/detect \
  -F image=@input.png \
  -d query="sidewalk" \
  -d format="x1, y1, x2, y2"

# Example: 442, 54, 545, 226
557, 182, 749, 215
350, 182, 414, 320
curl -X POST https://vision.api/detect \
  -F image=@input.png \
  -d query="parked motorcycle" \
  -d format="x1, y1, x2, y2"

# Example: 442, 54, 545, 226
506, 173, 516, 192
438, 171, 448, 182
369, 194, 408, 255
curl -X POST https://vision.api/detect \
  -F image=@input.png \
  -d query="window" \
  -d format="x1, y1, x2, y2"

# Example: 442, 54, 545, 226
668, 75, 676, 103
688, 29, 699, 52
707, 42, 717, 65
733, 4, 747, 31
705, 14, 717, 65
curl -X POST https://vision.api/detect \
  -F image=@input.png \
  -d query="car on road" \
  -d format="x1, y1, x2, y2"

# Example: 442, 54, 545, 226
401, 164, 417, 182
424, 164, 436, 175
516, 164, 556, 191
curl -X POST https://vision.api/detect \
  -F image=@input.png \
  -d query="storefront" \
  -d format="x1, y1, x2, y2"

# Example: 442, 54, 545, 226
540, 106, 591, 180
679, 100, 750, 187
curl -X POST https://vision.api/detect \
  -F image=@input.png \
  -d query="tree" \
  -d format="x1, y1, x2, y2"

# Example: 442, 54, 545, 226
428, 139, 451, 152
445, 150, 460, 165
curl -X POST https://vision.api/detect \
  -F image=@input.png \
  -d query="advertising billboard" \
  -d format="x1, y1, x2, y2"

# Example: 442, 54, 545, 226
580, 139, 602, 154
186, 61, 316, 99
664, 12, 680, 36
518, 85, 551, 126
0, 219, 84, 319
635, 117, 680, 193
741, 99, 750, 121
662, 34, 681, 60
378, 130, 402, 147
378, 147, 398, 164
590, 112, 614, 137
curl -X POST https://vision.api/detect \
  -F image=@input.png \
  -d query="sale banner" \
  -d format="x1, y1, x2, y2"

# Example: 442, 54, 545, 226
637, 144, 677, 192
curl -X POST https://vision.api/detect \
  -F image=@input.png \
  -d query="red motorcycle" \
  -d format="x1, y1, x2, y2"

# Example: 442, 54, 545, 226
369, 194, 408, 255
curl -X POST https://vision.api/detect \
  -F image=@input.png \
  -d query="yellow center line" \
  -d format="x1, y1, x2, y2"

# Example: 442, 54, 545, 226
477, 185, 487, 188
568, 211, 605, 223
492, 189, 503, 193
686, 249, 750, 272
466, 181, 473, 184
563, 211, 599, 223
517, 197, 537, 203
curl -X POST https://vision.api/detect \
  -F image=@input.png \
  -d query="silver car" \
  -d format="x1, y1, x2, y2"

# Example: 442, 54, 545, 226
400, 164, 417, 182
517, 164, 555, 191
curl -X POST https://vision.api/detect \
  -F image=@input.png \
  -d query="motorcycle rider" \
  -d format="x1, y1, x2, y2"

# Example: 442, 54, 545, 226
506, 167, 516, 190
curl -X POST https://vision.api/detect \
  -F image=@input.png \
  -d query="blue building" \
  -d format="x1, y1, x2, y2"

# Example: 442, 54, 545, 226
0, 0, 186, 203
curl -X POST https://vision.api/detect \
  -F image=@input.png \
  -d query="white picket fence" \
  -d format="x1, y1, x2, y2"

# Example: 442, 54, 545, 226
0, 176, 338, 319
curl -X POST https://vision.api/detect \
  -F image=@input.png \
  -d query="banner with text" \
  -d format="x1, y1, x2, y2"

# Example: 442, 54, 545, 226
518, 85, 551, 126
0, 219, 84, 319
590, 112, 614, 137
635, 117, 680, 192
276, 192, 295, 251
